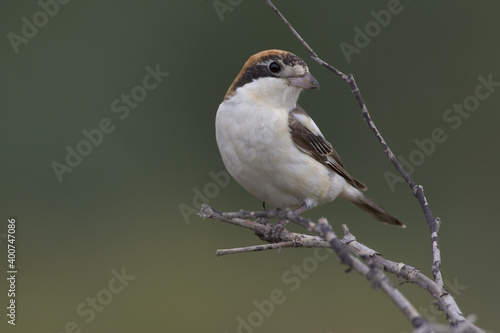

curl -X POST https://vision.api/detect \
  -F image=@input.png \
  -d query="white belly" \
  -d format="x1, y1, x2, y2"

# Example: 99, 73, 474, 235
215, 97, 345, 209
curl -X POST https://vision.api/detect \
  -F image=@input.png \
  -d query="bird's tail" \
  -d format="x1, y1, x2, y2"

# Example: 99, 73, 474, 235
350, 193, 405, 227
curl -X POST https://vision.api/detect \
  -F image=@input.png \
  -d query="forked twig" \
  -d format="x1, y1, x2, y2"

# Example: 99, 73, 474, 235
200, 205, 428, 330
200, 1, 486, 332
263, 1, 482, 331
200, 205, 482, 333
264, 0, 443, 288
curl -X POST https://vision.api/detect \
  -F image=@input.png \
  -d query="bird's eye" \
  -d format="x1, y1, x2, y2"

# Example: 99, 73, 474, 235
269, 62, 281, 73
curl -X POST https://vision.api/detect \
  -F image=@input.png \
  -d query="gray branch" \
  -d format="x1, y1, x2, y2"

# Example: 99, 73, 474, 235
200, 205, 483, 333
263, 0, 480, 330
200, 1, 487, 332
265, 0, 444, 287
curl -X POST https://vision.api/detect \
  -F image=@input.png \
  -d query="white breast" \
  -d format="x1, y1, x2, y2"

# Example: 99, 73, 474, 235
215, 82, 346, 209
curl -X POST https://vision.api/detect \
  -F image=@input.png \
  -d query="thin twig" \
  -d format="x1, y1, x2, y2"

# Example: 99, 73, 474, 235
264, 1, 482, 329
265, 0, 444, 288
314, 217, 426, 329
201, 204, 480, 332
201, 2, 486, 331
216, 242, 294, 256
201, 204, 429, 331
263, 1, 482, 329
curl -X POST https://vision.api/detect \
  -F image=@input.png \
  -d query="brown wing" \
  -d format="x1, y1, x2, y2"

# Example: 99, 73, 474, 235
289, 105, 367, 191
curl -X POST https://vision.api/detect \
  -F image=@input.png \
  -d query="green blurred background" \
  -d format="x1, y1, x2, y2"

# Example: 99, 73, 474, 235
1, 1, 499, 332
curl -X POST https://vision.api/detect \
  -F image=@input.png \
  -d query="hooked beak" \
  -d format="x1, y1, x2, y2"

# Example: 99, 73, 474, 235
287, 72, 320, 89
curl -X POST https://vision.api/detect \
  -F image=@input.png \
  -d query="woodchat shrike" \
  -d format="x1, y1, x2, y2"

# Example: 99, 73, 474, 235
215, 50, 403, 227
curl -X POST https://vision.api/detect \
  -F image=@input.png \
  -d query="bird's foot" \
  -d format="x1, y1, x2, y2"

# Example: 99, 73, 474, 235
256, 219, 288, 243
271, 219, 288, 242
294, 203, 309, 215
255, 217, 270, 226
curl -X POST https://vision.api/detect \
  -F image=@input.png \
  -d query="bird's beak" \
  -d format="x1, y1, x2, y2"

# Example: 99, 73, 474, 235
288, 73, 320, 89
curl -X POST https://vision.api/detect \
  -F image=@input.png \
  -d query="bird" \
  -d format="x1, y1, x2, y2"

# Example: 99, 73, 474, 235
215, 49, 404, 227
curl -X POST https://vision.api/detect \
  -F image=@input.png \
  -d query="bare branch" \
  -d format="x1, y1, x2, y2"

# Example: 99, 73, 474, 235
203, 2, 487, 332
216, 242, 294, 256
265, 0, 443, 288
200, 204, 429, 331
263, 0, 483, 329
201, 204, 482, 332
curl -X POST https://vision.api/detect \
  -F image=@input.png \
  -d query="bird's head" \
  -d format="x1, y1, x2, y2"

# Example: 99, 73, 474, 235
224, 50, 319, 110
